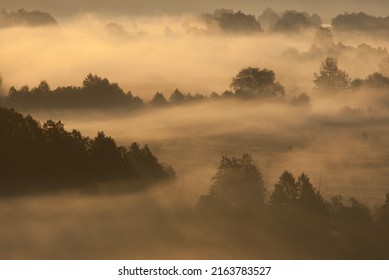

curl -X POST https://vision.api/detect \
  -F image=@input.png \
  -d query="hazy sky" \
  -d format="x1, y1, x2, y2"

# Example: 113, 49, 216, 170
1, 0, 389, 19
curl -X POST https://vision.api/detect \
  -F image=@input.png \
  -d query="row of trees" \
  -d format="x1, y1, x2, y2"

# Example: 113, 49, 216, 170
2, 57, 389, 111
332, 12, 389, 34
1, 67, 288, 111
198, 154, 389, 258
0, 9, 57, 28
6, 74, 143, 110
0, 106, 175, 196
202, 9, 322, 35
207, 9, 389, 36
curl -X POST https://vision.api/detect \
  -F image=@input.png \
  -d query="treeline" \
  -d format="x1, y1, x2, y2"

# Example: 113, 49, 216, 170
5, 74, 143, 110
197, 154, 389, 259
3, 55, 389, 112
0, 9, 57, 28
332, 12, 389, 34
0, 106, 175, 196
1, 69, 289, 111
207, 8, 389, 36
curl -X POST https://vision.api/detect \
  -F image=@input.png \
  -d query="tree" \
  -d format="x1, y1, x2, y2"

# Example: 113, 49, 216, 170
365, 72, 389, 88
271, 10, 322, 33
218, 11, 263, 34
231, 67, 285, 98
32, 80, 50, 95
169, 89, 186, 104
313, 57, 350, 92
270, 171, 299, 208
270, 171, 326, 213
150, 92, 169, 106
203, 10, 263, 34
198, 154, 266, 214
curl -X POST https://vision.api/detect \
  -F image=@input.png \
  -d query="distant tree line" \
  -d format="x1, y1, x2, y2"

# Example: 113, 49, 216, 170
198, 154, 389, 259
1, 68, 290, 111
202, 8, 389, 37
202, 9, 263, 34
6, 74, 143, 111
0, 106, 175, 196
332, 12, 389, 34
4, 57, 389, 112
0, 9, 57, 28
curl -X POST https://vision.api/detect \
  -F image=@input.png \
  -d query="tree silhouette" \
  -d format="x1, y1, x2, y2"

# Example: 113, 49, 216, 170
203, 10, 263, 34
150, 92, 169, 107
271, 10, 321, 33
332, 12, 389, 34
169, 89, 186, 104
6, 74, 144, 110
231, 67, 285, 98
0, 9, 57, 28
0, 106, 175, 196
314, 57, 350, 93
198, 154, 266, 214
365, 72, 389, 87
270, 171, 326, 213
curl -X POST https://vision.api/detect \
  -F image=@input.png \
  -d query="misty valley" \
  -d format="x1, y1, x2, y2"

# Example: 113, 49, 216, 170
1, 4, 389, 259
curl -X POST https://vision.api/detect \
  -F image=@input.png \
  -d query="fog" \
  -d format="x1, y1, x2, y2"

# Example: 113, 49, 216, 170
0, 13, 387, 100
1, 7, 389, 259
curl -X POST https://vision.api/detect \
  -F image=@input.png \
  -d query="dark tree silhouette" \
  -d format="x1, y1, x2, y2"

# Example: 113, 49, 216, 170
198, 154, 266, 214
231, 67, 285, 98
365, 72, 389, 88
203, 10, 263, 34
314, 57, 350, 93
218, 11, 263, 34
332, 12, 389, 34
150, 92, 169, 107
270, 171, 326, 213
0, 106, 175, 196
0, 9, 57, 28
6, 74, 144, 110
169, 89, 186, 104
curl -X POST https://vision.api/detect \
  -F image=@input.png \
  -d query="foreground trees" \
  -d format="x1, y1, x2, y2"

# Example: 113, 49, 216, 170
0, 107, 175, 196
198, 154, 266, 214
197, 153, 389, 259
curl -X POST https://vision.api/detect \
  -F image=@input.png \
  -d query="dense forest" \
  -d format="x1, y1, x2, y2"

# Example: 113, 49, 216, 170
0, 106, 175, 196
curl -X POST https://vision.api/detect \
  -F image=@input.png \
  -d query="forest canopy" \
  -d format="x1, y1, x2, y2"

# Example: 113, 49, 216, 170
0, 106, 175, 196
